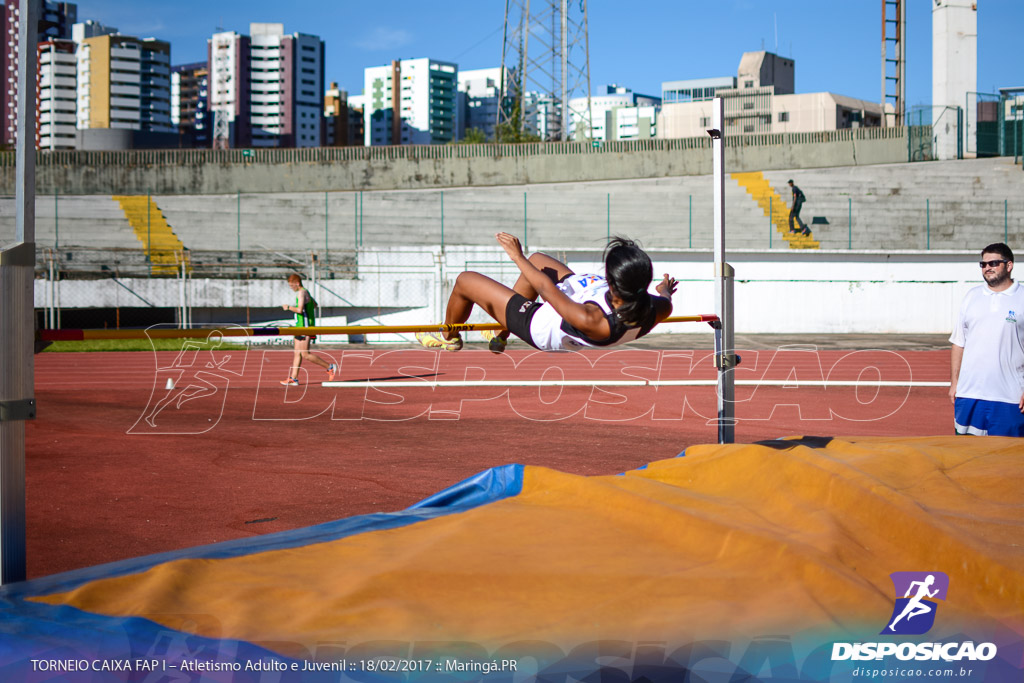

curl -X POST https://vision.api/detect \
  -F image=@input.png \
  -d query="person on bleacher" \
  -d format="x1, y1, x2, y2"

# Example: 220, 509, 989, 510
787, 179, 810, 236
949, 243, 1024, 436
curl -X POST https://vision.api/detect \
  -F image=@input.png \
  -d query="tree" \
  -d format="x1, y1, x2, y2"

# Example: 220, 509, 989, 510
456, 127, 488, 145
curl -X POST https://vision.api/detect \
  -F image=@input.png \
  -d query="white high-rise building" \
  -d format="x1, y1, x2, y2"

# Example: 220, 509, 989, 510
364, 57, 457, 145
37, 38, 77, 149
457, 67, 509, 141
208, 24, 324, 148
568, 85, 660, 141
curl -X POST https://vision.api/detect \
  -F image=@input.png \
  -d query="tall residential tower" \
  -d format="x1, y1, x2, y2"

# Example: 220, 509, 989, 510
364, 58, 457, 145
208, 23, 324, 148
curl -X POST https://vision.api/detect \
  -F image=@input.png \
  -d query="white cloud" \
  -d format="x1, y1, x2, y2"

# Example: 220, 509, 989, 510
355, 26, 413, 51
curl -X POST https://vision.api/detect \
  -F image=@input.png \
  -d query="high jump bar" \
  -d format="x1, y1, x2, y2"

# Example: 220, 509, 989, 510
39, 314, 720, 342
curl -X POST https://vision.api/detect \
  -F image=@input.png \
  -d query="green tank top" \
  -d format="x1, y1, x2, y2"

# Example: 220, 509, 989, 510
295, 289, 316, 327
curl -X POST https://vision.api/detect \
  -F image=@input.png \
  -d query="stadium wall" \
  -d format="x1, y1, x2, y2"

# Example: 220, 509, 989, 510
3, 127, 915, 196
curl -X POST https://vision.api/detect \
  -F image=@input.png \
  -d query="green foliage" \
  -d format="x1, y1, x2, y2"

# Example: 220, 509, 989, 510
495, 121, 541, 144
451, 127, 488, 145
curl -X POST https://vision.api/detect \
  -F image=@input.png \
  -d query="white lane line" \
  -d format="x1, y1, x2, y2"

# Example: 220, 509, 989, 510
323, 380, 949, 388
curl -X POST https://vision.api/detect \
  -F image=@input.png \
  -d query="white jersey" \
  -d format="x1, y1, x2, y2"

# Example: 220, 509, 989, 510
528, 273, 657, 351
950, 281, 1024, 404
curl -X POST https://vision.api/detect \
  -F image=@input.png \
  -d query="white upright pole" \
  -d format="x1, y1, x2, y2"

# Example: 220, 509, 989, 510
710, 98, 735, 444
180, 257, 186, 329
1, 0, 39, 585
560, 0, 568, 142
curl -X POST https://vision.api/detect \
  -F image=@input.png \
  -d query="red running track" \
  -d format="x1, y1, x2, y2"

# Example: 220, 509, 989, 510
27, 345, 953, 577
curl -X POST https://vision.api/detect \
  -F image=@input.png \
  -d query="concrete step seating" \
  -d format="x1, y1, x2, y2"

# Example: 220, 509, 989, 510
763, 158, 1021, 250
112, 195, 187, 274
0, 158, 1019, 259
731, 171, 820, 249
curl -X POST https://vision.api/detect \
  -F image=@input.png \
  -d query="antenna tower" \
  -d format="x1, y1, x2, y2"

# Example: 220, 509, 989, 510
497, 0, 592, 142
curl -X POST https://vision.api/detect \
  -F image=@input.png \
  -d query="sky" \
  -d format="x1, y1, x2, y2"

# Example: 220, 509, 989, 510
78, 0, 1022, 110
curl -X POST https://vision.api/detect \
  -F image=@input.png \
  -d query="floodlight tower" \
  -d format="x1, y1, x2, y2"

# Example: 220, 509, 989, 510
882, 0, 907, 127
497, 0, 592, 142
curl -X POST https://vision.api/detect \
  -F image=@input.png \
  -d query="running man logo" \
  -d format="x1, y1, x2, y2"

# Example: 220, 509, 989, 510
881, 571, 949, 635
129, 326, 249, 435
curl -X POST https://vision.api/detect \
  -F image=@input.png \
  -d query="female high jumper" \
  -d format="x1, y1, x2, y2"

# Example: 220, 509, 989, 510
416, 232, 677, 353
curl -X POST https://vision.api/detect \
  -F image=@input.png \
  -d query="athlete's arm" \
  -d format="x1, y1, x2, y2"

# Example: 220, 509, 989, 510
949, 343, 964, 406
652, 274, 677, 323
495, 232, 609, 337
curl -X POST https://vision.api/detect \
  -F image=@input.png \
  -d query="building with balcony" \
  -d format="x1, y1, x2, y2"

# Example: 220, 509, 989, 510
364, 57, 457, 145
2, 0, 77, 146
568, 84, 660, 141
323, 81, 362, 146
171, 61, 208, 147
75, 32, 172, 135
208, 23, 323, 149
36, 37, 76, 148
456, 66, 509, 141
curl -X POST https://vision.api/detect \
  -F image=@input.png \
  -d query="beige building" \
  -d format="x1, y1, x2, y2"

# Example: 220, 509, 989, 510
660, 91, 885, 139
76, 33, 172, 132
658, 51, 884, 139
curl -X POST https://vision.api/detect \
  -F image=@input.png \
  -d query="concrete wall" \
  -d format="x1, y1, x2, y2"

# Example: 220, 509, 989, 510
36, 246, 981, 336
1, 128, 914, 196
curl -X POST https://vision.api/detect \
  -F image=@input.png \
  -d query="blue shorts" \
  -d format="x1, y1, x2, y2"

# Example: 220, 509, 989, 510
953, 397, 1024, 437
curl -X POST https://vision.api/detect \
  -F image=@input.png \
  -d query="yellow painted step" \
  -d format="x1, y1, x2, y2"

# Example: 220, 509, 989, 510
112, 195, 189, 273
731, 172, 819, 250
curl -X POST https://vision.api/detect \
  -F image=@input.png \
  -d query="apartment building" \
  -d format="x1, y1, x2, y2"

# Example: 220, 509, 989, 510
568, 84, 660, 141
364, 57, 456, 145
171, 61, 208, 147
208, 29, 250, 147
76, 32, 172, 133
208, 23, 324, 149
662, 76, 736, 104
36, 37, 75, 148
658, 51, 882, 138
2, 0, 77, 145
456, 66, 508, 141
323, 81, 362, 146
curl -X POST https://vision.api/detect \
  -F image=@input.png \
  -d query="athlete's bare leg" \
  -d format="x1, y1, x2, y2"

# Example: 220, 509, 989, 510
288, 337, 331, 379
491, 252, 574, 341
442, 273, 520, 341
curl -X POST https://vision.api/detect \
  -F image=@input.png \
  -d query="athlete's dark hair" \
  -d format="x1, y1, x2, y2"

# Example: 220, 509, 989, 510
981, 242, 1014, 262
603, 236, 654, 326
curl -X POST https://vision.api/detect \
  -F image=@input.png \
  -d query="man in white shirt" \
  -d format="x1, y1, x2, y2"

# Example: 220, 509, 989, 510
949, 243, 1024, 436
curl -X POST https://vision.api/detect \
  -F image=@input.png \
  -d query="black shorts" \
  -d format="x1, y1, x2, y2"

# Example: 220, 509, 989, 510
504, 294, 543, 349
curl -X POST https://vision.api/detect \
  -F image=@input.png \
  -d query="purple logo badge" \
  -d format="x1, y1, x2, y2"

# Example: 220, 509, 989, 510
881, 571, 949, 635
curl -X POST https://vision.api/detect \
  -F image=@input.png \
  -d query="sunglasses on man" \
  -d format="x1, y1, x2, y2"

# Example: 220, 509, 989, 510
979, 259, 1010, 268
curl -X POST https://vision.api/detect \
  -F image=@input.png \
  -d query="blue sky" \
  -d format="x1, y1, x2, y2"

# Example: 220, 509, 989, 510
80, 0, 1021, 109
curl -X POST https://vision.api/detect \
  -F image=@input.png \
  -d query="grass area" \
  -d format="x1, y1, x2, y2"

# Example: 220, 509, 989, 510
44, 338, 251, 352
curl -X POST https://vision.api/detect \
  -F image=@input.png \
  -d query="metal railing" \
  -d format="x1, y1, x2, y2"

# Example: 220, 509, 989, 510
0, 126, 918, 168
